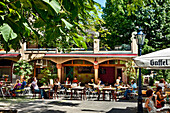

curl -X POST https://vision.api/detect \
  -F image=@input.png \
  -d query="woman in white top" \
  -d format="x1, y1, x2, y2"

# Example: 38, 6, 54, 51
32, 77, 39, 90
145, 89, 157, 113
31, 77, 44, 99
145, 89, 169, 113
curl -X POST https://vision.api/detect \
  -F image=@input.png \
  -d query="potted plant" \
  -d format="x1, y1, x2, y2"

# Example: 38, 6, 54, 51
123, 60, 137, 84
39, 67, 58, 85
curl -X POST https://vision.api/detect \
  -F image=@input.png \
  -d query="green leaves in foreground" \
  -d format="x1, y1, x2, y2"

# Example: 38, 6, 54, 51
42, 0, 61, 14
0, 0, 101, 51
61, 18, 73, 30
0, 23, 17, 42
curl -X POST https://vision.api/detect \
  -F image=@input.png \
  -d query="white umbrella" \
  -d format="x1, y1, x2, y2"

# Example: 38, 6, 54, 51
133, 48, 170, 69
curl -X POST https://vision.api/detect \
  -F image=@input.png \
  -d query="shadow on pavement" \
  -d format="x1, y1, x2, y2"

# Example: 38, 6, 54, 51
19, 110, 66, 113
40, 110, 66, 113
81, 109, 105, 112
106, 107, 137, 113
48, 101, 79, 107
117, 98, 138, 103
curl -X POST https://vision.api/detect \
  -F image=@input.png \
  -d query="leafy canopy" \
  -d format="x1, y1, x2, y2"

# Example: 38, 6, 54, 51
0, 0, 101, 51
102, 0, 170, 52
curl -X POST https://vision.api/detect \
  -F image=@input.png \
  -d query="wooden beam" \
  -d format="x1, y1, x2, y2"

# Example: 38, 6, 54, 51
99, 64, 125, 67
62, 64, 93, 66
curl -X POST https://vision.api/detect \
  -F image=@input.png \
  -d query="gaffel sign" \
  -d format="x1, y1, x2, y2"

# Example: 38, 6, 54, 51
150, 59, 169, 66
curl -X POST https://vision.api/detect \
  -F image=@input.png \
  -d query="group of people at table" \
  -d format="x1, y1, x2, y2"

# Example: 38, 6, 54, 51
0, 78, 27, 97
1, 76, 170, 112
0, 76, 138, 100
145, 79, 170, 113
5, 75, 136, 99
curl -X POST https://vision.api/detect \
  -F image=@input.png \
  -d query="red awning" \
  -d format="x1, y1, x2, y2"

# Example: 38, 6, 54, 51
45, 53, 138, 58
0, 54, 20, 58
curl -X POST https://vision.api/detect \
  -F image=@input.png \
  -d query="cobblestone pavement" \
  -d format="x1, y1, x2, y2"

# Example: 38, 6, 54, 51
0, 98, 139, 113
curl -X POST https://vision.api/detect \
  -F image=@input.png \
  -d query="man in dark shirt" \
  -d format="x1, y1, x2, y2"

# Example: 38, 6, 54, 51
21, 78, 26, 89
89, 78, 95, 84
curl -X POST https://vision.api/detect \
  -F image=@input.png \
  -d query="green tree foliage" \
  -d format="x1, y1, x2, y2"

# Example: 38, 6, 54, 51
0, 0, 101, 51
14, 60, 33, 79
155, 69, 170, 83
102, 0, 170, 52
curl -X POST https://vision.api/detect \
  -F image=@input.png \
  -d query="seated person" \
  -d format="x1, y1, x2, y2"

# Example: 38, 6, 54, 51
88, 78, 95, 84
31, 77, 44, 99
114, 80, 120, 87
53, 78, 61, 90
0, 80, 3, 87
64, 77, 71, 85
158, 79, 167, 93
97, 78, 104, 86
11, 79, 21, 96
123, 80, 137, 99
87, 78, 95, 91
145, 89, 170, 113
155, 86, 167, 108
72, 77, 79, 84
21, 77, 27, 90
116, 76, 123, 85
145, 89, 157, 113
13, 79, 21, 90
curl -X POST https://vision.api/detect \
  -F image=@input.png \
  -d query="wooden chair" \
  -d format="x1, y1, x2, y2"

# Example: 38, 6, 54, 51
0, 87, 6, 99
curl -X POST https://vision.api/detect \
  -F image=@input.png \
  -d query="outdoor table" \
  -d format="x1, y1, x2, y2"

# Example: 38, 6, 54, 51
63, 84, 71, 89
39, 86, 51, 99
120, 86, 128, 89
165, 91, 170, 95
70, 86, 85, 100
88, 84, 99, 89
102, 87, 116, 101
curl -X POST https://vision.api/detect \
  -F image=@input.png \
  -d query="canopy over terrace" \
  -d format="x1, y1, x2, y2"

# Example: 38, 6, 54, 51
0, 52, 20, 62
133, 48, 170, 69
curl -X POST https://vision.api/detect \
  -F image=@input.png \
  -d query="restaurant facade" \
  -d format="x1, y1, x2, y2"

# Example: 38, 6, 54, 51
0, 39, 138, 84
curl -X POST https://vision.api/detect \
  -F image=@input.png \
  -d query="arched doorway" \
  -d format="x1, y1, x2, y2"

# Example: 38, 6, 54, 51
99, 60, 126, 85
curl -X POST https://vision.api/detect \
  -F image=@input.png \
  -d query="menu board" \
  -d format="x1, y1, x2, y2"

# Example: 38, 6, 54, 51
78, 67, 94, 73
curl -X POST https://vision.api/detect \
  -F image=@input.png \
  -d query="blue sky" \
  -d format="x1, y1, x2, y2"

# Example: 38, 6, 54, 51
94, 0, 106, 7
94, 0, 106, 18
